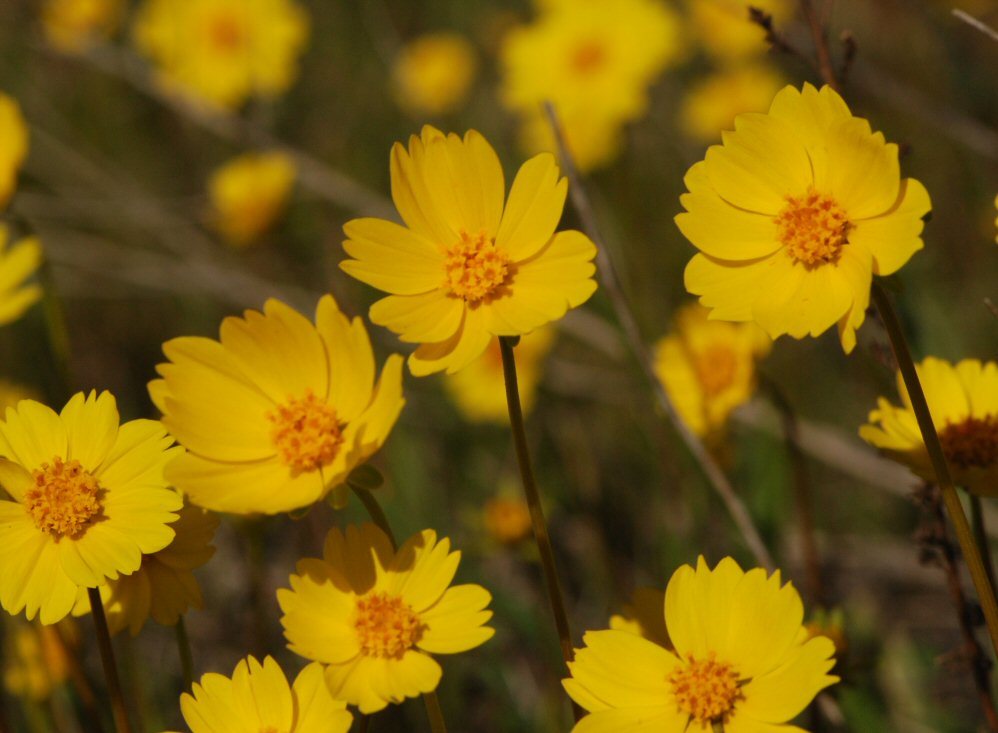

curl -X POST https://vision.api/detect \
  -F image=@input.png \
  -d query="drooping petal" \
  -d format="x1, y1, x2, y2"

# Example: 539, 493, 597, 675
408, 307, 494, 376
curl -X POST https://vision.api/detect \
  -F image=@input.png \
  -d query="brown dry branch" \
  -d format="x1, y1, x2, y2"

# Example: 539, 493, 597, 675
952, 9, 998, 42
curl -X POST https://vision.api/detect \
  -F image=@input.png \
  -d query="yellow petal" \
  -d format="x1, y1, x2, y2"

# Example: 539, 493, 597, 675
316, 295, 375, 422
369, 290, 464, 344
739, 635, 838, 723
0, 400, 68, 472
418, 584, 494, 654
768, 83, 851, 156
494, 153, 568, 261
409, 307, 493, 376
572, 707, 685, 733
390, 134, 459, 245
60, 391, 119, 473
817, 117, 900, 220
566, 630, 680, 710
391, 530, 459, 611
341, 218, 445, 295
850, 178, 930, 277
292, 662, 352, 733
683, 252, 780, 322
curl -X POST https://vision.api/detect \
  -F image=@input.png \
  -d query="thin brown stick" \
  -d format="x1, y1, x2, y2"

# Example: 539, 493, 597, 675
799, 0, 841, 90
953, 9, 998, 42
87, 588, 132, 733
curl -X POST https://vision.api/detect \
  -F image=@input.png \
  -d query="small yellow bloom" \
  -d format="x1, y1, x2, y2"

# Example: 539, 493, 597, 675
42, 0, 122, 53
564, 557, 838, 731
483, 495, 532, 545
654, 303, 770, 439
207, 151, 296, 247
0, 391, 182, 624
0, 226, 42, 326
608, 587, 669, 649
0, 93, 28, 209
805, 608, 847, 658
3, 621, 74, 700
680, 64, 786, 143
278, 523, 494, 714
341, 127, 596, 376
0, 381, 40, 413
174, 656, 352, 733
678, 84, 932, 353
150, 295, 404, 514
688, 0, 793, 61
860, 357, 998, 496
133, 0, 310, 108
392, 33, 478, 117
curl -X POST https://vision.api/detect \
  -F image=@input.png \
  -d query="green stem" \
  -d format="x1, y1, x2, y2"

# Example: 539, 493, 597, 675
87, 588, 132, 733
872, 282, 998, 656
422, 691, 448, 733
971, 496, 998, 599
175, 617, 195, 691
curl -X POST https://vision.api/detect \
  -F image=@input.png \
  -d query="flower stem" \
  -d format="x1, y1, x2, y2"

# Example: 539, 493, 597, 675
872, 282, 998, 656
87, 588, 132, 733
498, 337, 576, 669
174, 617, 194, 691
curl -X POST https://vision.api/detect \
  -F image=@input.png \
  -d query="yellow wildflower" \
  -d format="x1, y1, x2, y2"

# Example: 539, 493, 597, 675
150, 295, 404, 514
0, 381, 40, 413
608, 587, 669, 649
207, 151, 296, 247
678, 84, 932, 353
0, 226, 42, 327
392, 33, 478, 117
680, 64, 786, 143
0, 391, 181, 624
133, 0, 310, 108
654, 303, 770, 438
0, 93, 28, 209
564, 557, 838, 731
278, 523, 494, 713
860, 357, 998, 496
341, 126, 597, 376
175, 656, 352, 733
688, 0, 793, 62
42, 0, 122, 53
483, 494, 532, 545
3, 621, 74, 700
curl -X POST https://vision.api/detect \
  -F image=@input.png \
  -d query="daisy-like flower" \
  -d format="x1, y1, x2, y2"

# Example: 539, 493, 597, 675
677, 83, 932, 353
0, 93, 28, 209
392, 33, 478, 117
341, 126, 597, 376
150, 295, 404, 514
564, 557, 838, 731
2, 620, 74, 701
0, 391, 182, 624
688, 0, 793, 62
278, 523, 494, 713
860, 357, 998, 496
680, 64, 786, 143
171, 656, 352, 733
0, 226, 43, 326
482, 494, 532, 545
206, 151, 296, 247
42, 0, 122, 54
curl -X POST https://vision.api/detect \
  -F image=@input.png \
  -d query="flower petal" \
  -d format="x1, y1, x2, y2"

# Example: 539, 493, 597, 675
494, 153, 568, 261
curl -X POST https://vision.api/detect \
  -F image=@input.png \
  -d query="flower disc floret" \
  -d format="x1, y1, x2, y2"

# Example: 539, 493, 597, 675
267, 390, 344, 475
939, 417, 998, 470
670, 653, 742, 724
25, 458, 102, 539
443, 231, 512, 303
776, 188, 851, 268
355, 591, 424, 659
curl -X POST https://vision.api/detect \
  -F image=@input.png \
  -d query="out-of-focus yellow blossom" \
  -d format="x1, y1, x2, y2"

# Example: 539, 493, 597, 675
689, 0, 793, 62
654, 304, 770, 439
861, 357, 998, 496
608, 587, 670, 649
500, 0, 684, 170
0, 227, 42, 327
3, 621, 74, 701
805, 608, 847, 658
392, 33, 478, 117
0, 381, 40, 414
483, 495, 532, 545
133, 0, 310, 109
42, 0, 122, 53
678, 84, 932, 353
680, 64, 786, 143
445, 327, 555, 424
207, 151, 296, 247
0, 93, 28, 209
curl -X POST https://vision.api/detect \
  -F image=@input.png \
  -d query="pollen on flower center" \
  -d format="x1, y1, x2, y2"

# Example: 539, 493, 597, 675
939, 416, 998, 470
775, 188, 851, 268
266, 390, 344, 475
443, 230, 513, 303
693, 345, 738, 397
24, 457, 103, 539
354, 591, 423, 659
669, 653, 742, 725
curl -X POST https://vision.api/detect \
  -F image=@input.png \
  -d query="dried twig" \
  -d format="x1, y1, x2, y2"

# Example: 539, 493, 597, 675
953, 9, 998, 43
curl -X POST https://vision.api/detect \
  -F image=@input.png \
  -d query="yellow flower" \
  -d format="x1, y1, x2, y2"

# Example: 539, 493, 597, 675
0, 226, 42, 326
688, 0, 793, 62
0, 381, 40, 413
207, 151, 296, 247
0, 391, 182, 624
483, 494, 532, 545
500, 0, 684, 170
564, 557, 838, 731
0, 93, 28, 208
42, 0, 122, 53
392, 33, 478, 117
150, 295, 404, 515
654, 303, 770, 438
860, 357, 998, 496
445, 327, 555, 423
278, 523, 494, 713
3, 620, 74, 700
680, 64, 786, 143
678, 84, 932, 353
133, 0, 309, 109
174, 656, 352, 733
341, 126, 597, 376
608, 587, 669, 649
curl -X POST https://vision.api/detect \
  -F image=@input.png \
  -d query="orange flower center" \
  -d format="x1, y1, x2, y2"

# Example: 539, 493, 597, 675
484, 497, 532, 544
939, 416, 998, 470
693, 344, 738, 397
267, 390, 344, 475
571, 40, 607, 74
206, 11, 245, 52
775, 188, 851, 268
669, 654, 742, 725
443, 230, 513, 304
354, 591, 423, 659
24, 457, 103, 539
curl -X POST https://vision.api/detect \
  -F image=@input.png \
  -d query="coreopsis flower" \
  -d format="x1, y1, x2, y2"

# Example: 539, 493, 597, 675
445, 327, 554, 423
483, 494, 532, 545
564, 557, 838, 731
0, 391, 182, 624
680, 64, 786, 143
207, 151, 295, 247
500, 0, 684, 170
0, 93, 28, 208
42, 0, 122, 54
860, 357, 998, 496
677, 83, 932, 353
0, 227, 42, 327
173, 656, 352, 733
654, 303, 770, 438
133, 0, 309, 109
341, 126, 597, 376
278, 523, 494, 713
392, 33, 478, 117
608, 587, 669, 649
688, 0, 792, 62
2, 621, 74, 700
150, 296, 403, 514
